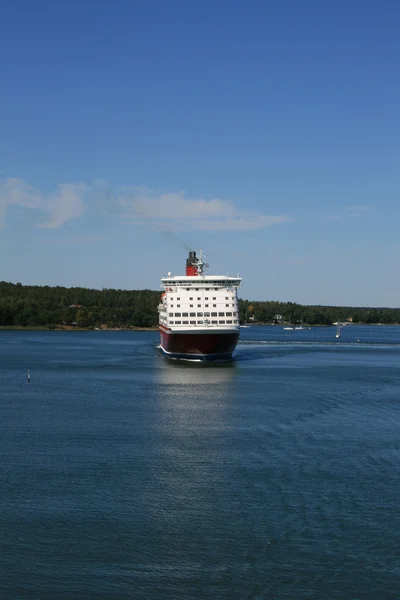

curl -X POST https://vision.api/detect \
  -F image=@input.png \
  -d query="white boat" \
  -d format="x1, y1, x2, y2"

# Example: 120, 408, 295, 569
283, 314, 294, 330
335, 321, 341, 338
240, 307, 251, 327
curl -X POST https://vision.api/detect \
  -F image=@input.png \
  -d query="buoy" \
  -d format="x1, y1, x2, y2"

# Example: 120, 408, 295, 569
28, 370, 31, 383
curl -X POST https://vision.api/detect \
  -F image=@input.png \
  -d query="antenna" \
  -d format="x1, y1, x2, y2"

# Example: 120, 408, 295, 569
195, 249, 209, 276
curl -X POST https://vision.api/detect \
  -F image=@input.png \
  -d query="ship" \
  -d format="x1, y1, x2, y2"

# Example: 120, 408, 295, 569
158, 250, 242, 360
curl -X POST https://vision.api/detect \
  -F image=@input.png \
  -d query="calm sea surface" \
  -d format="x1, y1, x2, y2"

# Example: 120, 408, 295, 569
1, 326, 399, 599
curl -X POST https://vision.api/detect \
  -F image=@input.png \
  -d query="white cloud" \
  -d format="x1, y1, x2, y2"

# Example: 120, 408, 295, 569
323, 205, 373, 222
345, 205, 372, 218
323, 215, 343, 222
0, 179, 291, 232
345, 205, 371, 212
117, 187, 290, 231
0, 178, 86, 228
41, 183, 87, 229
37, 234, 108, 246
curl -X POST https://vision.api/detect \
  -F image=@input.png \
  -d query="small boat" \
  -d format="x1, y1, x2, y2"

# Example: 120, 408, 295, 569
240, 307, 251, 327
283, 314, 294, 330
335, 321, 341, 338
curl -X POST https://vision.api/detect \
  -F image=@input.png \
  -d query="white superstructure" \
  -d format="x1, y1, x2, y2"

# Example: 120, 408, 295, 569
158, 250, 242, 332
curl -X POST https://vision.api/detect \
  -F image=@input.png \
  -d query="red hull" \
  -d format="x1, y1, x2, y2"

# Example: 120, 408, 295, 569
159, 326, 239, 359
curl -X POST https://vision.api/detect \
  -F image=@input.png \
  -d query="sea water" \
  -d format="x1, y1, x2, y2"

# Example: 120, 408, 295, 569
1, 326, 399, 599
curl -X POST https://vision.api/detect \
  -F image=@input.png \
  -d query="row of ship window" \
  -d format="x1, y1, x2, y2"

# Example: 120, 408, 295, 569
170, 320, 238, 325
170, 304, 236, 308
164, 283, 239, 289
169, 312, 237, 317
173, 296, 233, 300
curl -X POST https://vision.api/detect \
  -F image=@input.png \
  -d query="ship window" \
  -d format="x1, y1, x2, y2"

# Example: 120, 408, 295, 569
197, 297, 201, 300
177, 304, 180, 307
182, 321, 188, 325
213, 297, 216, 300
170, 304, 173, 308
212, 320, 217, 324
175, 312, 181, 317
190, 321, 196, 325
205, 304, 209, 307
182, 312, 188, 317
198, 304, 201, 308
213, 304, 216, 307
189, 297, 193, 300
205, 297, 208, 300
225, 297, 228, 300
190, 304, 193, 307
198, 320, 203, 324
190, 312, 196, 317
226, 320, 232, 324
226, 312, 232, 316
195, 288, 199, 291
204, 312, 210, 317
211, 312, 217, 317
169, 313, 173, 317
186, 288, 190, 291
218, 312, 225, 316
175, 321, 181, 325
177, 297, 180, 300
233, 312, 237, 316
219, 320, 225, 324
206, 288, 209, 291
197, 312, 203, 317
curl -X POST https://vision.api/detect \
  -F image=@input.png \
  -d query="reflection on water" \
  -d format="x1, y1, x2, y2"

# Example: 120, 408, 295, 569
154, 359, 238, 434
150, 357, 238, 545
157, 359, 238, 386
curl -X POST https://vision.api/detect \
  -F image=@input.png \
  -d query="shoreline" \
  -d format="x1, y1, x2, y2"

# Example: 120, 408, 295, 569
0, 326, 159, 331
0, 323, 398, 332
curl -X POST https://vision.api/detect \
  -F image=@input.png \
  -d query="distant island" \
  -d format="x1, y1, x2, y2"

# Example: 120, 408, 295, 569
0, 281, 399, 329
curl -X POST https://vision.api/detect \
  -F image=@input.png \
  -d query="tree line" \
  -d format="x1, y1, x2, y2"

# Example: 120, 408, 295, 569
0, 281, 399, 328
0, 282, 160, 328
239, 300, 400, 326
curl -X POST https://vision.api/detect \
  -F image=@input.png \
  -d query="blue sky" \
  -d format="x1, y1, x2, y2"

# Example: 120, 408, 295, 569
1, 0, 399, 306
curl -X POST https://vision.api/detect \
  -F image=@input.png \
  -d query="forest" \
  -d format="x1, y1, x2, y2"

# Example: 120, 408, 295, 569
0, 281, 399, 328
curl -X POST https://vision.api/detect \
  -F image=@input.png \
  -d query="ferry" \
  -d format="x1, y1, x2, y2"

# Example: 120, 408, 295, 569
158, 250, 242, 360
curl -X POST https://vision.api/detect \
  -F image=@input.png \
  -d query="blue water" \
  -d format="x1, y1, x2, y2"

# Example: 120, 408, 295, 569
1, 326, 400, 599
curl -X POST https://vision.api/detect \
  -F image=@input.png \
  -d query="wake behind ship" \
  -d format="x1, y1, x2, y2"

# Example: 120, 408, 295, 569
158, 250, 242, 360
